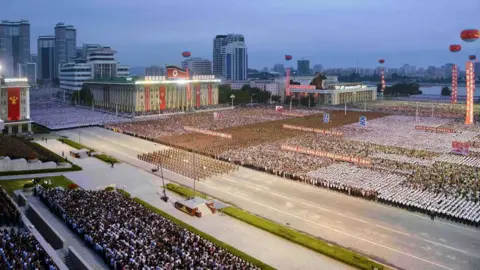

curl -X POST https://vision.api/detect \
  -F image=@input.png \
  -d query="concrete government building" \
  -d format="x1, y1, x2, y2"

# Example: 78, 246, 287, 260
0, 77, 32, 134
83, 66, 220, 114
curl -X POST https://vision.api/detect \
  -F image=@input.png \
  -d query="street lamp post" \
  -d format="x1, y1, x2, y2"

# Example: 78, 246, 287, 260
158, 161, 168, 201
230, 94, 235, 107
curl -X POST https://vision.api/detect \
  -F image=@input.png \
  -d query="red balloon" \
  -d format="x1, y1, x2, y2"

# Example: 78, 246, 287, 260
469, 55, 477, 61
449, 44, 462, 52
285, 55, 292, 61
378, 59, 385, 64
182, 51, 191, 58
461, 29, 480, 42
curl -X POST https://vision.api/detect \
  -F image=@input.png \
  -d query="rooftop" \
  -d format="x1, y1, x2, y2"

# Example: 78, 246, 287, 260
84, 76, 220, 85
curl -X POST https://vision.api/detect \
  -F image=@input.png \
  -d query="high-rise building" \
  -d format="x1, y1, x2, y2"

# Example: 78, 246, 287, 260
145, 65, 165, 76
0, 20, 30, 77
59, 44, 129, 92
212, 34, 244, 78
37, 36, 55, 81
297, 60, 310, 76
30, 54, 37, 63
221, 41, 248, 81
181, 57, 212, 75
54, 22, 77, 77
18, 62, 36, 84
273, 64, 285, 75
76, 47, 84, 58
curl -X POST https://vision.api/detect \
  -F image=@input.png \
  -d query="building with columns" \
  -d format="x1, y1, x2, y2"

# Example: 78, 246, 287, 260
83, 66, 220, 114
0, 77, 31, 134
273, 75, 377, 105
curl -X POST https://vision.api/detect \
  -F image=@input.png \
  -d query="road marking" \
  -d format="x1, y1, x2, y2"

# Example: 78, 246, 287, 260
232, 168, 480, 234
217, 175, 469, 255
195, 179, 454, 270
59, 130, 162, 154
61, 127, 474, 269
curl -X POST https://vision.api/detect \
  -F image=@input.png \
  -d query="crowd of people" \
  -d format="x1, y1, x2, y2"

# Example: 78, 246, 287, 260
299, 163, 480, 225
0, 228, 58, 270
0, 188, 58, 270
109, 107, 309, 140
138, 148, 238, 179
353, 100, 480, 119
37, 187, 260, 269
31, 103, 131, 130
340, 115, 478, 153
0, 188, 20, 226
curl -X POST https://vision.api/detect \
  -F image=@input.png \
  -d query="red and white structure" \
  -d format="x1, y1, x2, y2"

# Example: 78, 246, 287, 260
378, 59, 386, 98
465, 61, 475, 125
451, 65, 458, 104
0, 78, 31, 134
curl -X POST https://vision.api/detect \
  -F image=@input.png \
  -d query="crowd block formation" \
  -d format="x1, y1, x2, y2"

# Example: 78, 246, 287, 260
37, 187, 259, 269
111, 106, 480, 226
138, 148, 237, 180
0, 188, 58, 269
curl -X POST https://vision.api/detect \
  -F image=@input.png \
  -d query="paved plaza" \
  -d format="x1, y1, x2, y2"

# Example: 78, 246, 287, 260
50, 126, 480, 270
32, 137, 351, 270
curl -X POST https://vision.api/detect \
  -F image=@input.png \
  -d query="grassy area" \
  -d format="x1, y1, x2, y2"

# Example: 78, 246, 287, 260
166, 183, 388, 270
57, 137, 94, 151
57, 138, 120, 164
133, 197, 274, 270
31, 123, 51, 134
0, 175, 74, 195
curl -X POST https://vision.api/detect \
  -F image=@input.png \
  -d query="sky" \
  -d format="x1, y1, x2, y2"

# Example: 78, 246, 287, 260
1, 0, 480, 69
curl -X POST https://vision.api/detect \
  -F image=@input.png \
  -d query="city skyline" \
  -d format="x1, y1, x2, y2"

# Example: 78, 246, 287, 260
2, 0, 479, 69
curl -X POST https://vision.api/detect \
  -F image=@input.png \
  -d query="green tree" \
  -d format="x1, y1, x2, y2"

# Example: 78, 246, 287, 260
71, 86, 94, 105
441, 86, 452, 96
271, 95, 281, 103
255, 90, 271, 103
384, 83, 422, 96
219, 84, 232, 104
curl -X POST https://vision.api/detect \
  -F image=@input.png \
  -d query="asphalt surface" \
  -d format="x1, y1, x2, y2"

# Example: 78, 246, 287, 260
34, 137, 351, 270
57, 127, 480, 270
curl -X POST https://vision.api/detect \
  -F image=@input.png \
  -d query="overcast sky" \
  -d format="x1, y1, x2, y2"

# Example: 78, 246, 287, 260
2, 0, 479, 69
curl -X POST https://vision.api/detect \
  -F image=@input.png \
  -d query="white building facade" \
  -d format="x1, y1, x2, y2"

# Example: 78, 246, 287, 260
59, 45, 130, 92
221, 41, 248, 81
181, 57, 212, 75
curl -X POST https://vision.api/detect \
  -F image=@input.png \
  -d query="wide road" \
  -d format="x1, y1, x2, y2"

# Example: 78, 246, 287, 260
58, 127, 480, 270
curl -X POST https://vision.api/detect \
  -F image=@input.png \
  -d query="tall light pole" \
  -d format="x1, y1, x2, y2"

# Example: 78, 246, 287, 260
230, 94, 235, 107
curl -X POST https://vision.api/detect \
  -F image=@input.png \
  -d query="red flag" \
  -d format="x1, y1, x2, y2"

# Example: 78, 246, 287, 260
144, 86, 150, 111
166, 66, 189, 79
160, 85, 166, 110
208, 84, 212, 105
195, 84, 201, 108
8, 88, 21, 121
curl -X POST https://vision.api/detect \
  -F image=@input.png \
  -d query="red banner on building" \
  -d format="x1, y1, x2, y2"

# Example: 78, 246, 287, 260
208, 84, 212, 105
166, 66, 189, 79
7, 88, 21, 121
195, 84, 201, 108
144, 86, 150, 111
160, 85, 166, 110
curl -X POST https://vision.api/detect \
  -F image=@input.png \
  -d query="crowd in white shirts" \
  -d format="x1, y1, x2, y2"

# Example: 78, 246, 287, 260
37, 187, 260, 270
31, 103, 131, 130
